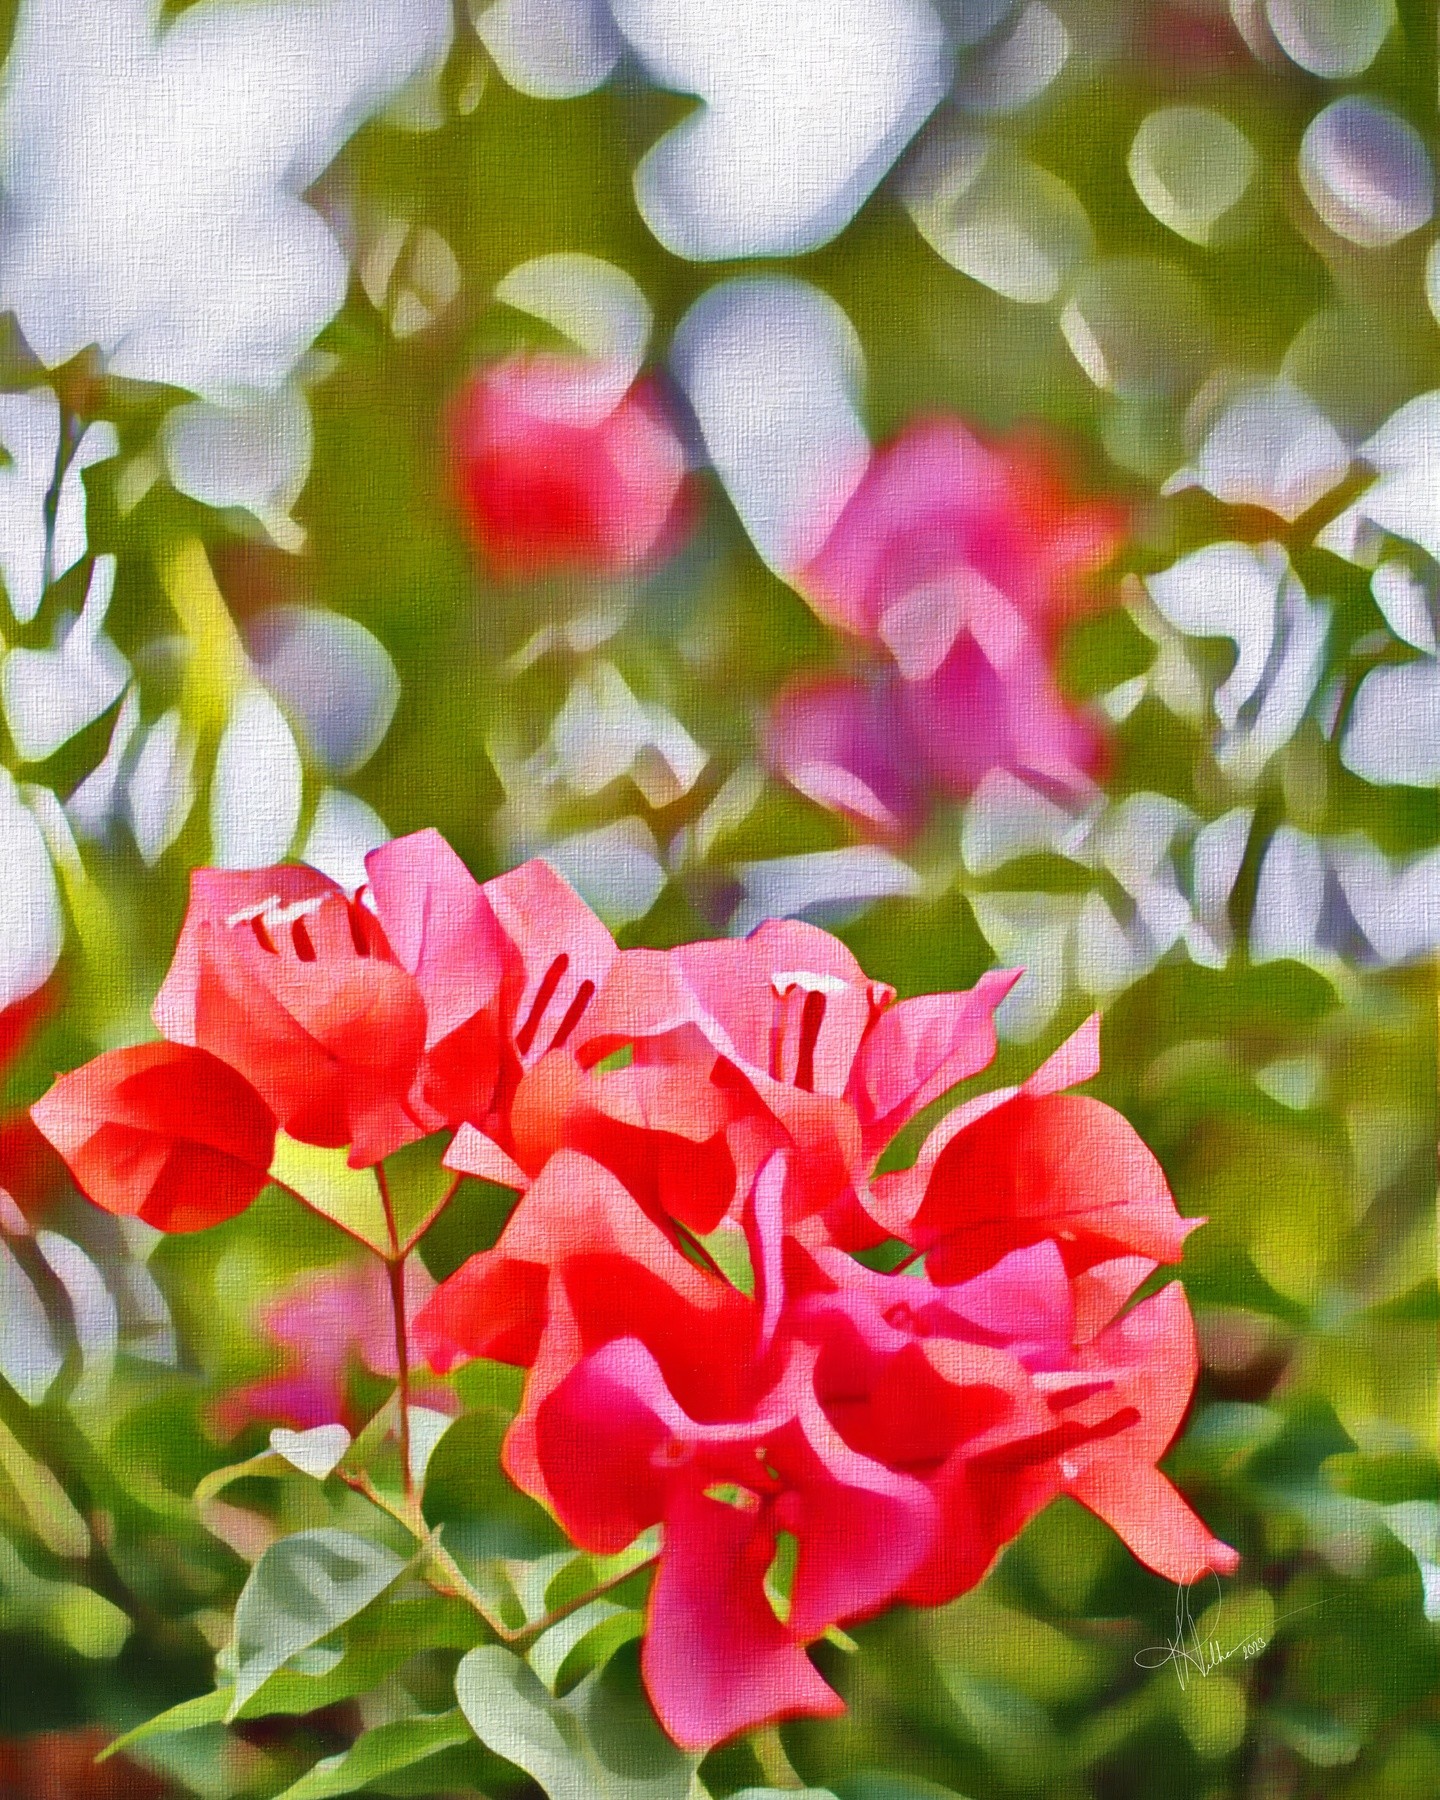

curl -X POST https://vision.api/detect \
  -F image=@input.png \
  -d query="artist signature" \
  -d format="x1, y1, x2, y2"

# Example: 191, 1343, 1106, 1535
1134, 1574, 1285, 1689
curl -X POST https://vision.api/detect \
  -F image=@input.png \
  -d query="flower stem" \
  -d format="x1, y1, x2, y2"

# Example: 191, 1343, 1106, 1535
336, 1466, 658, 1649
505, 1552, 661, 1653
375, 1162, 414, 1504
751, 1724, 806, 1789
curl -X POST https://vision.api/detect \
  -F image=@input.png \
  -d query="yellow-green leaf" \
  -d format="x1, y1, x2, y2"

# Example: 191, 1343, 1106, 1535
1176, 1671, 1247, 1760
269, 1136, 392, 1255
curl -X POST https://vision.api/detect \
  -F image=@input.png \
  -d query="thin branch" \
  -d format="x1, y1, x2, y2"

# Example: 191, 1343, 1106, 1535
335, 1467, 658, 1652
505, 1552, 660, 1653
375, 1161, 414, 1504
750, 1724, 806, 1789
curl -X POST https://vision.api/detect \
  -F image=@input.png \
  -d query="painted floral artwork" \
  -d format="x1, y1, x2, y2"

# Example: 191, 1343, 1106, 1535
0, 3, 1436, 1798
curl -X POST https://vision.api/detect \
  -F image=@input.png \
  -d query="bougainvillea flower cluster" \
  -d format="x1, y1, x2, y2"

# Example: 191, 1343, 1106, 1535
767, 418, 1127, 837
32, 829, 1234, 1751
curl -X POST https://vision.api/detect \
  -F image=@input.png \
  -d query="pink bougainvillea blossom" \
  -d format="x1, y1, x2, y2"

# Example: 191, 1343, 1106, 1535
35, 833, 620, 1222
451, 355, 693, 579
576, 919, 1019, 1243
368, 828, 618, 1165
153, 864, 428, 1167
535, 1332, 935, 1749
31, 1042, 277, 1232
768, 418, 1126, 833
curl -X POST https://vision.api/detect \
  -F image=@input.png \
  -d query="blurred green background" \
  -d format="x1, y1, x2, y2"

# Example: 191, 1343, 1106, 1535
1, 0, 1438, 1795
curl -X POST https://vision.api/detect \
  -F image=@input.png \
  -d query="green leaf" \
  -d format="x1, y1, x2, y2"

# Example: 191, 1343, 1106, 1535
1325, 1450, 1440, 1504
541, 1535, 658, 1615
1381, 1501, 1440, 1622
229, 1529, 408, 1714
936, 1669, 1061, 1786
48, 1584, 131, 1659
1193, 1586, 1274, 1660
1271, 1706, 1363, 1769
0, 1413, 91, 1557
528, 1600, 645, 1695
552, 1608, 648, 1699
1174, 1670, 1247, 1760
383, 1133, 461, 1252
272, 1711, 473, 1800
267, 1131, 457, 1256
237, 1594, 484, 1719
269, 1135, 392, 1254
423, 1407, 567, 1560
97, 1689, 230, 1761
695, 1224, 754, 1296
833, 1780, 968, 1800
455, 1644, 701, 1800
192, 1447, 288, 1510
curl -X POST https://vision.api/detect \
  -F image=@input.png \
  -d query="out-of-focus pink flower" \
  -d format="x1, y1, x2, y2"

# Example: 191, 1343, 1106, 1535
1141, 3, 1250, 70
768, 418, 1125, 833
800, 420, 1123, 643
763, 674, 925, 838
451, 354, 693, 579
216, 1257, 446, 1436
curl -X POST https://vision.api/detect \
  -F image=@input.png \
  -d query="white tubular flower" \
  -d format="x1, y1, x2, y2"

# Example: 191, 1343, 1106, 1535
608, 0, 952, 260
671, 277, 871, 577
0, 767, 63, 1009
0, 0, 452, 404
0, 390, 117, 626
2, 556, 130, 763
